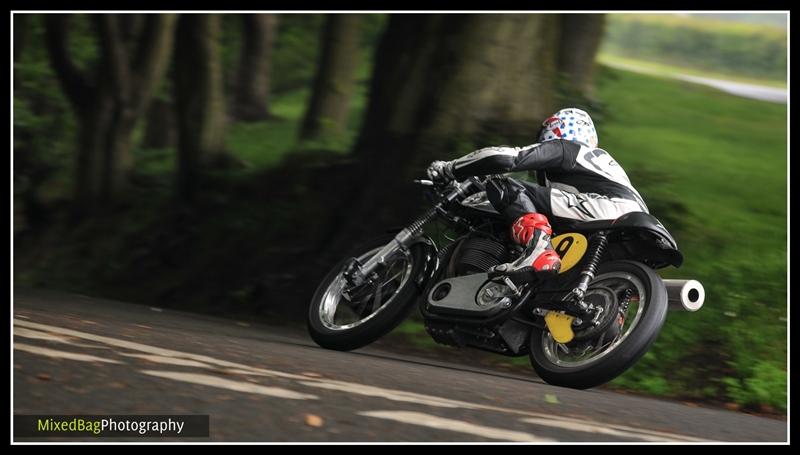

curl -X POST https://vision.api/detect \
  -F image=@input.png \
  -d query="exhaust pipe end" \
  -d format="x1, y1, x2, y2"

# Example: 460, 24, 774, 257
664, 279, 705, 312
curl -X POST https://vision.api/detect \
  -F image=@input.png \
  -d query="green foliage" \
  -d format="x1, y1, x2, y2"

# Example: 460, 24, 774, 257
723, 361, 787, 410
593, 66, 786, 412
271, 15, 325, 93
14, 15, 77, 219
225, 87, 357, 169
359, 14, 389, 50
64, 14, 100, 71
271, 14, 386, 94
602, 14, 787, 81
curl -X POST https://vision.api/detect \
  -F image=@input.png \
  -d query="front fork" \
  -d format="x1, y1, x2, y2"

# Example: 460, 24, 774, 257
343, 180, 472, 287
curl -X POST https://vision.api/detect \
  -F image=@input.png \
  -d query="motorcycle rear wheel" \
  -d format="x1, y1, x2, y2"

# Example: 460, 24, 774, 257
528, 260, 668, 389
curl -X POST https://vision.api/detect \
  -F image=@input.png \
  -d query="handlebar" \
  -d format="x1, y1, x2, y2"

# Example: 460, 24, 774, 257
414, 176, 485, 201
414, 176, 485, 188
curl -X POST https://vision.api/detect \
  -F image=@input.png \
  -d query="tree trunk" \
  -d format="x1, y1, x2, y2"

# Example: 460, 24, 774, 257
13, 14, 30, 64
142, 98, 177, 148
233, 14, 279, 122
318, 14, 559, 259
75, 97, 135, 205
557, 14, 606, 101
299, 14, 361, 140
174, 14, 228, 203
44, 14, 177, 211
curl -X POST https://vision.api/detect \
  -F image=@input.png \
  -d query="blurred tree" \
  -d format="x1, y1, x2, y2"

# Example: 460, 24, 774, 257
174, 14, 228, 203
557, 14, 606, 101
268, 15, 326, 93
142, 98, 177, 149
44, 14, 177, 211
300, 14, 361, 140
319, 14, 562, 255
14, 14, 52, 232
14, 14, 29, 65
233, 14, 279, 121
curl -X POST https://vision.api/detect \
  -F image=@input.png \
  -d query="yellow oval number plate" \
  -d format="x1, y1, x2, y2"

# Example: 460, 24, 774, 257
550, 233, 589, 273
544, 311, 576, 343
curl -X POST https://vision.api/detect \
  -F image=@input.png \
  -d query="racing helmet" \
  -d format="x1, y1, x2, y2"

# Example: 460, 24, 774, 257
538, 107, 598, 149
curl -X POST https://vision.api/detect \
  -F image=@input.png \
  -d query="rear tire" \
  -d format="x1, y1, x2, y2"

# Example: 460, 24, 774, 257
307, 235, 429, 351
529, 260, 667, 389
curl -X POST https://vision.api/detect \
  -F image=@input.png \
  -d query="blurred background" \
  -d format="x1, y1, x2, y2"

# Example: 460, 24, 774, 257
12, 12, 787, 415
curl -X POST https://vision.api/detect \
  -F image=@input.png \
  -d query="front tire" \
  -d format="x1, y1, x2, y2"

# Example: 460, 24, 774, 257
529, 260, 668, 389
307, 235, 429, 351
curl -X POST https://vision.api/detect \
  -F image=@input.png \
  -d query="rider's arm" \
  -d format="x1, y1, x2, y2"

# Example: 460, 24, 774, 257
450, 141, 567, 180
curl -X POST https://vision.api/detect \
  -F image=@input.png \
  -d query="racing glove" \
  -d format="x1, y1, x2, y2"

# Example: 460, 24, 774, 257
426, 160, 455, 184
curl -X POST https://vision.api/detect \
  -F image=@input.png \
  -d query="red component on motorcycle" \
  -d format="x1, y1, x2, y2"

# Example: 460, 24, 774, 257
510, 213, 553, 246
532, 250, 561, 272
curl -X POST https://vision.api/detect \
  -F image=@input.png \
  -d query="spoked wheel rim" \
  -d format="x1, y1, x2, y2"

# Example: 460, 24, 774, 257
540, 271, 647, 368
319, 247, 414, 331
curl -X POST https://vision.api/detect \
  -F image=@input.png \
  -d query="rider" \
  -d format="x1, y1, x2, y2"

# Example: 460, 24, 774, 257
426, 107, 649, 281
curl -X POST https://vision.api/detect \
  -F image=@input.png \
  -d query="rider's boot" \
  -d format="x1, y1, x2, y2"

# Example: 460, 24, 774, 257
489, 213, 561, 283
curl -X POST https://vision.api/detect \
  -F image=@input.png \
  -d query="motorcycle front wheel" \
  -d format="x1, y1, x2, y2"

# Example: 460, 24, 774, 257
528, 260, 668, 389
307, 234, 430, 351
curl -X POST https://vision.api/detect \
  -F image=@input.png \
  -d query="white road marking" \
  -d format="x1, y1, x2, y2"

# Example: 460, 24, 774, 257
140, 370, 318, 400
14, 343, 122, 364
15, 326, 114, 349
360, 411, 554, 442
14, 319, 306, 380
521, 416, 682, 442
299, 380, 481, 409
514, 414, 707, 442
222, 368, 276, 376
119, 353, 215, 369
301, 380, 703, 441
14, 318, 710, 442
15, 327, 77, 343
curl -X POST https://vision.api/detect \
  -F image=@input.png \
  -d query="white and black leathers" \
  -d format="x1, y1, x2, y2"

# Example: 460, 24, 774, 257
449, 139, 648, 223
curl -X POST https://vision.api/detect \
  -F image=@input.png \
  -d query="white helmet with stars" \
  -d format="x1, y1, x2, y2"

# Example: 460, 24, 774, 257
538, 108, 598, 149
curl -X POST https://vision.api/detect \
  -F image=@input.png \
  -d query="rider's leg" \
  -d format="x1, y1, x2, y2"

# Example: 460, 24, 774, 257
485, 177, 561, 276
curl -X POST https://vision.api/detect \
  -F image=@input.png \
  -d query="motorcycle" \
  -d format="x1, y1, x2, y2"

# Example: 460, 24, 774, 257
307, 175, 705, 389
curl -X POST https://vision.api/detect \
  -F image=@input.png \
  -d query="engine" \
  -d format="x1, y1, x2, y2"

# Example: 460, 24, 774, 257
424, 235, 512, 318
423, 234, 531, 356
448, 235, 510, 276
424, 317, 532, 356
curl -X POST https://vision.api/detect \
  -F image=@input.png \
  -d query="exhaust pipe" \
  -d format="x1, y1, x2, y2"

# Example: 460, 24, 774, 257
663, 279, 704, 312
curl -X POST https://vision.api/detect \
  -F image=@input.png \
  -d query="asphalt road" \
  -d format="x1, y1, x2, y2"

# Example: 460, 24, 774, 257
12, 289, 787, 443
